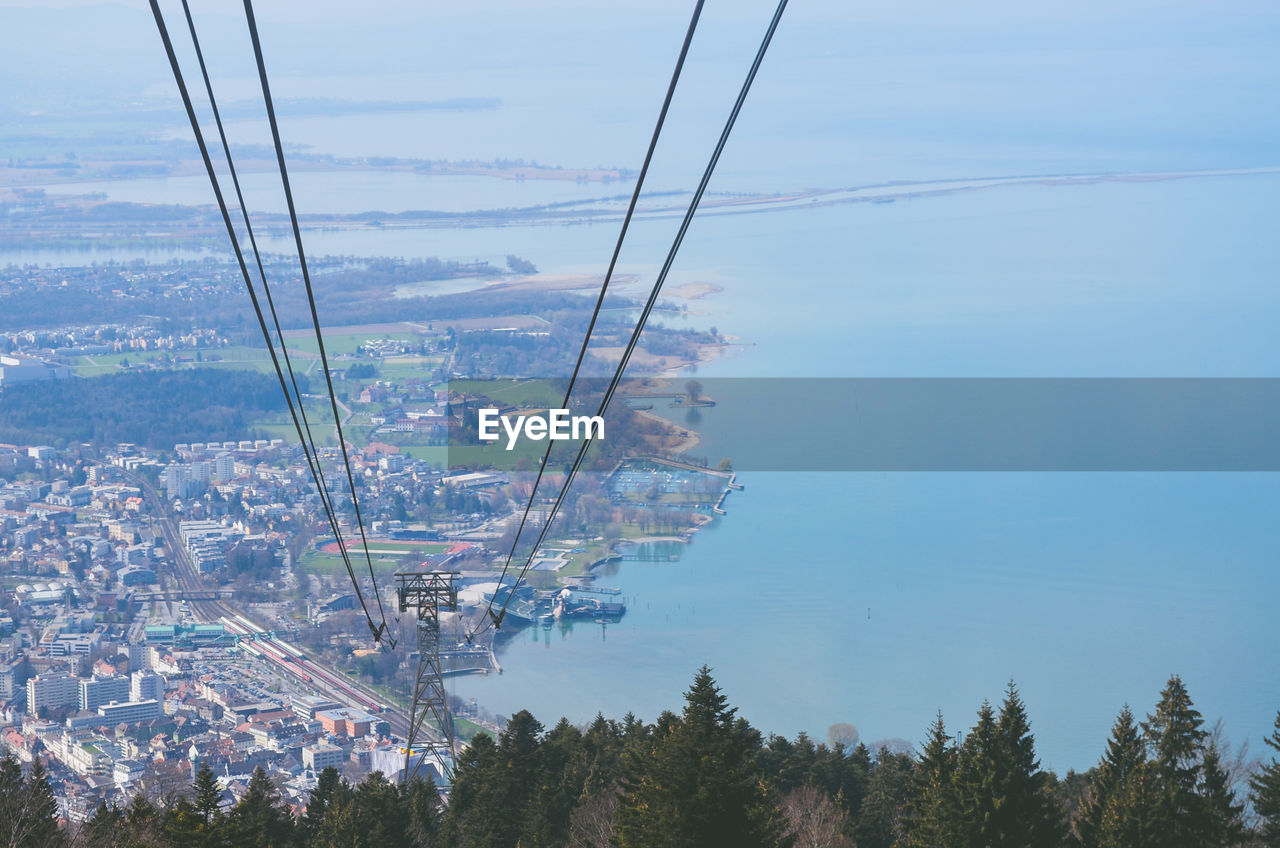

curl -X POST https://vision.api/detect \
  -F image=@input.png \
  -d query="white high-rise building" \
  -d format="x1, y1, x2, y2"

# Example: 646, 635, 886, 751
214, 452, 235, 481
97, 699, 161, 724
26, 673, 78, 712
163, 464, 191, 500
127, 642, 151, 672
130, 670, 164, 703
79, 675, 129, 711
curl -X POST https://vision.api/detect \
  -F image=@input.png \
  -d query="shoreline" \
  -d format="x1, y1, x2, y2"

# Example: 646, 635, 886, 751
10, 166, 1277, 247
0, 157, 635, 192
631, 408, 702, 455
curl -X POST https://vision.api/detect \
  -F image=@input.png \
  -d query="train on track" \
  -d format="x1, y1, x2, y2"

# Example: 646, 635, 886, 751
220, 615, 391, 714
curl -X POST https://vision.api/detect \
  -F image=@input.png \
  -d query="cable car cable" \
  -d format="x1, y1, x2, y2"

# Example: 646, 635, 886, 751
474, 0, 707, 638
175, 0, 369, 626
147, 0, 385, 640
483, 0, 790, 635
242, 0, 390, 640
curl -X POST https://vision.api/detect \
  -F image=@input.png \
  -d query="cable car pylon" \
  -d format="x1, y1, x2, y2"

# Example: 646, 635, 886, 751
396, 570, 461, 784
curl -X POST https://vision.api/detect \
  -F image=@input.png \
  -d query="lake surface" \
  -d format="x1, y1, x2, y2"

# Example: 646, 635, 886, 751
445, 173, 1280, 770
452, 471, 1280, 774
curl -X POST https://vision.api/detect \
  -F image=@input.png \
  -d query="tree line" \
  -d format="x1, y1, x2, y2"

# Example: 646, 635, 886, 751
0, 369, 287, 449
0, 254, 528, 332
4, 667, 1280, 847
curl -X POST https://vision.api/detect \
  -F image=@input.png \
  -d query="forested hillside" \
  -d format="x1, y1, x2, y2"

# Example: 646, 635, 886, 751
0, 370, 287, 448
4, 669, 1279, 847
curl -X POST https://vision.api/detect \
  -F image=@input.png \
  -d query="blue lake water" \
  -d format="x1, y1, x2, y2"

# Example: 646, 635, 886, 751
451, 471, 1280, 774
443, 173, 1280, 770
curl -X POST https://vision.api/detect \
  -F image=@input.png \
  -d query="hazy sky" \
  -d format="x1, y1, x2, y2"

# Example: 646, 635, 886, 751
2, 2, 1277, 181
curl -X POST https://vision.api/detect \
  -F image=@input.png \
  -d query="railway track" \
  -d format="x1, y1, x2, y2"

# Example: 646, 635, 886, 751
119, 467, 412, 738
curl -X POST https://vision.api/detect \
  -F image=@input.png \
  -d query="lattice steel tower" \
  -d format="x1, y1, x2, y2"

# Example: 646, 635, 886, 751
396, 570, 460, 783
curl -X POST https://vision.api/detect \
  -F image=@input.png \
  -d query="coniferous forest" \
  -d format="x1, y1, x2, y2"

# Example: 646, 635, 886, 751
4, 668, 1280, 848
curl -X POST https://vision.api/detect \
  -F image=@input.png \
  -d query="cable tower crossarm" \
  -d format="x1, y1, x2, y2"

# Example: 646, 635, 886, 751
396, 570, 461, 784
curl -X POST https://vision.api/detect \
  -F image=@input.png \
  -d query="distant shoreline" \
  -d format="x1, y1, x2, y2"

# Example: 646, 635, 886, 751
8, 166, 1276, 251
0, 155, 634, 193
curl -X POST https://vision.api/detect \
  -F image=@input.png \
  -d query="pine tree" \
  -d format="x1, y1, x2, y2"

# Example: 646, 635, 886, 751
0, 756, 62, 848
349, 771, 408, 847
302, 767, 346, 843
527, 718, 586, 848
899, 711, 961, 848
614, 666, 783, 848
854, 747, 914, 848
580, 712, 625, 797
950, 690, 1065, 848
227, 766, 294, 848
83, 801, 124, 848
190, 760, 229, 848
955, 700, 1000, 848
313, 794, 363, 848
782, 733, 820, 794
1252, 711, 1280, 847
1198, 741, 1245, 847
124, 792, 161, 845
1051, 769, 1093, 835
0, 750, 22, 800
483, 709, 546, 847
992, 683, 1065, 847
759, 735, 798, 793
28, 759, 62, 848
193, 761, 222, 826
402, 774, 443, 848
162, 797, 206, 848
440, 731, 505, 848
1143, 675, 1207, 848
840, 743, 875, 822
1075, 705, 1156, 848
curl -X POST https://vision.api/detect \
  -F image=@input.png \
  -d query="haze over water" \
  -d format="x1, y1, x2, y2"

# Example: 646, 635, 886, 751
4, 0, 1278, 770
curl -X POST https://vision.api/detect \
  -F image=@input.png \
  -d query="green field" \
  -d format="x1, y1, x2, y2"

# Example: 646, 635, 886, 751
394, 445, 449, 466
347, 540, 451, 555
299, 551, 403, 580
286, 331, 420, 357
71, 345, 287, 377
378, 355, 443, 380
453, 718, 492, 742
444, 440, 549, 470
197, 351, 288, 375
446, 378, 563, 407
299, 541, 451, 579
554, 541, 613, 577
